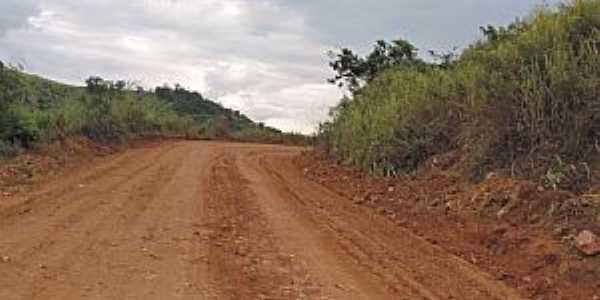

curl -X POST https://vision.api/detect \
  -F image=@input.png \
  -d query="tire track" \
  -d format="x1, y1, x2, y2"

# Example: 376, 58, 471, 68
252, 151, 525, 300
203, 150, 323, 300
0, 141, 528, 300
0, 143, 184, 299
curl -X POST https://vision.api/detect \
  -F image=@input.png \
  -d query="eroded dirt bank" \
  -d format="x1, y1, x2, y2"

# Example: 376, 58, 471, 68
296, 152, 600, 300
0, 141, 592, 299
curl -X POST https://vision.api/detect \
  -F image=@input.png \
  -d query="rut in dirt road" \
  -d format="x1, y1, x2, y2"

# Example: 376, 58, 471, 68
0, 141, 526, 299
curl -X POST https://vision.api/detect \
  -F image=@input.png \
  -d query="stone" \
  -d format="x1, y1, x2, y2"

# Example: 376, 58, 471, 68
528, 214, 542, 224
352, 196, 364, 205
575, 230, 600, 256
485, 172, 498, 181
552, 226, 567, 237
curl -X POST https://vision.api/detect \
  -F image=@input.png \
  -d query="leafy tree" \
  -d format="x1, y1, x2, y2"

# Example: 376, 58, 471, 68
328, 39, 420, 92
85, 76, 107, 94
364, 39, 418, 78
327, 48, 364, 91
114, 80, 126, 91
479, 19, 528, 43
86, 77, 132, 94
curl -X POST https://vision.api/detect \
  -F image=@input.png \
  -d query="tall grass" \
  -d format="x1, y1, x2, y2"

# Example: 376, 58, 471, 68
321, 0, 600, 179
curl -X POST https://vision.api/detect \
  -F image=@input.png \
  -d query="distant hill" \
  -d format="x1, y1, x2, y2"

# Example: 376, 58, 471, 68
0, 62, 303, 157
153, 84, 276, 135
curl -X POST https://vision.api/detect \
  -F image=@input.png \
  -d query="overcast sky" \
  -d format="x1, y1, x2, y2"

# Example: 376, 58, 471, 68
0, 0, 560, 133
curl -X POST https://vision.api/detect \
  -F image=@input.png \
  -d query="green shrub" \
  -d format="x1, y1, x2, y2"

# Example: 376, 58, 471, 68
0, 102, 43, 147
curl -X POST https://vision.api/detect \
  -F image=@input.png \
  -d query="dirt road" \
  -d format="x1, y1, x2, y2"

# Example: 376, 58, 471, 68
0, 141, 526, 299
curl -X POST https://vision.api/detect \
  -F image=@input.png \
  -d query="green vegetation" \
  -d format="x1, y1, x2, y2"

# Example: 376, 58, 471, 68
0, 64, 292, 159
320, 0, 600, 183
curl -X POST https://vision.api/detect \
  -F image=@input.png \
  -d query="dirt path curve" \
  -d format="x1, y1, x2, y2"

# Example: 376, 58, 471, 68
0, 141, 526, 299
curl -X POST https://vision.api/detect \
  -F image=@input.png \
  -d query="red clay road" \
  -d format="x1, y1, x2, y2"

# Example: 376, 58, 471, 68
0, 141, 526, 299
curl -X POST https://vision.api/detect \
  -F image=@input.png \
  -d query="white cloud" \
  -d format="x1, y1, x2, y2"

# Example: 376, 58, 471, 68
219, 83, 341, 133
0, 0, 561, 133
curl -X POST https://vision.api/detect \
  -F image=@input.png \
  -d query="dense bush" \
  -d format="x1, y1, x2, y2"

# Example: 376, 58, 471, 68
321, 0, 600, 179
0, 102, 43, 147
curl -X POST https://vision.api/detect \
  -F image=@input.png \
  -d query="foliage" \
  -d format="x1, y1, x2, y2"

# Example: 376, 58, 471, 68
327, 39, 424, 92
232, 126, 311, 145
320, 0, 600, 181
0, 66, 296, 158
153, 84, 289, 141
154, 84, 256, 132
0, 102, 43, 147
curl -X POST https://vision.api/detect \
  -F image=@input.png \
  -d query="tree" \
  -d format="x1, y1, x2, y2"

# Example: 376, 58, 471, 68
85, 76, 107, 94
114, 80, 126, 91
135, 86, 145, 94
328, 38, 420, 93
363, 39, 418, 80
479, 19, 527, 43
327, 48, 365, 91
86, 77, 133, 95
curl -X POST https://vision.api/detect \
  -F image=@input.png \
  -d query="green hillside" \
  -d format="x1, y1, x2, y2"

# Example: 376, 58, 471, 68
319, 0, 600, 190
0, 62, 288, 157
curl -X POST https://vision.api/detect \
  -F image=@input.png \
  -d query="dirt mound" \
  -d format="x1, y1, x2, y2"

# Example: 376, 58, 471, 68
296, 151, 600, 300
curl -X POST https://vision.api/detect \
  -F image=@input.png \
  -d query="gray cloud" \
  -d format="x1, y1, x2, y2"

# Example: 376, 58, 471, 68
0, 0, 40, 35
279, 0, 562, 54
0, 0, 560, 133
